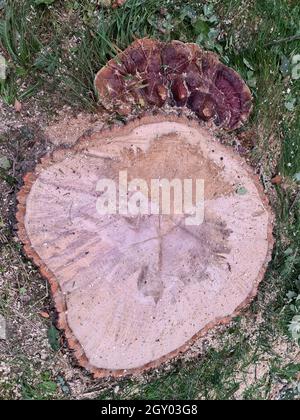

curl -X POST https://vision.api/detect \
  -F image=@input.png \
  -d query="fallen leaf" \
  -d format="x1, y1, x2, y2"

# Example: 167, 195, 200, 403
14, 99, 22, 113
48, 324, 60, 352
39, 311, 50, 319
247, 70, 257, 88
243, 58, 255, 71
271, 175, 283, 185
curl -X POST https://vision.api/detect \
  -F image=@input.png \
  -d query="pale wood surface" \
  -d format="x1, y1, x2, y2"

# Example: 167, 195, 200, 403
19, 116, 273, 374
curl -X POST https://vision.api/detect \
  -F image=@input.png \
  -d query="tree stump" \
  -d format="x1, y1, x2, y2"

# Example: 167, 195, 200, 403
17, 40, 274, 378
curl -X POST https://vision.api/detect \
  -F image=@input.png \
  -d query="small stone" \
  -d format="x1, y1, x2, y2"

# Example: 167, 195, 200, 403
0, 315, 7, 340
40, 351, 48, 361
14, 99, 22, 113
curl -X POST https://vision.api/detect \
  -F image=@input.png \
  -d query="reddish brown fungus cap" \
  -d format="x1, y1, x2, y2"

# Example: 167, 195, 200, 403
95, 39, 252, 130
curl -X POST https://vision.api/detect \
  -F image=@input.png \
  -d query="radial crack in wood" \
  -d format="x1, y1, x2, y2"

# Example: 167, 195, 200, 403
17, 115, 274, 377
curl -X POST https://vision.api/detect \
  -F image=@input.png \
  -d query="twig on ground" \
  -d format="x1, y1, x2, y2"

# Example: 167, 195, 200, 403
266, 34, 300, 46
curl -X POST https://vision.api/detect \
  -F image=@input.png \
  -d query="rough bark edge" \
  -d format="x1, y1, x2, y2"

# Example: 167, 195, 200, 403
16, 114, 275, 379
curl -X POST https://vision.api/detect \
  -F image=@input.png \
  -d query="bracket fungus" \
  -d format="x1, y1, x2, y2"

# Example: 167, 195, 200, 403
95, 39, 252, 130
17, 39, 274, 378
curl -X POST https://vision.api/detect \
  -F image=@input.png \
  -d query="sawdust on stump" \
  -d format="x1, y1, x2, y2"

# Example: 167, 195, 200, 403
17, 114, 274, 377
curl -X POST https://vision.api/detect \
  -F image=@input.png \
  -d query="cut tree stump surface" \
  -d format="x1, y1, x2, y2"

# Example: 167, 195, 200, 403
17, 115, 274, 377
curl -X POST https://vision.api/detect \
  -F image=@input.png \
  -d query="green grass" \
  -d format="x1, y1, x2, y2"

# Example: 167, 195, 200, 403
19, 367, 58, 400
0, 0, 299, 400
0, 0, 54, 103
